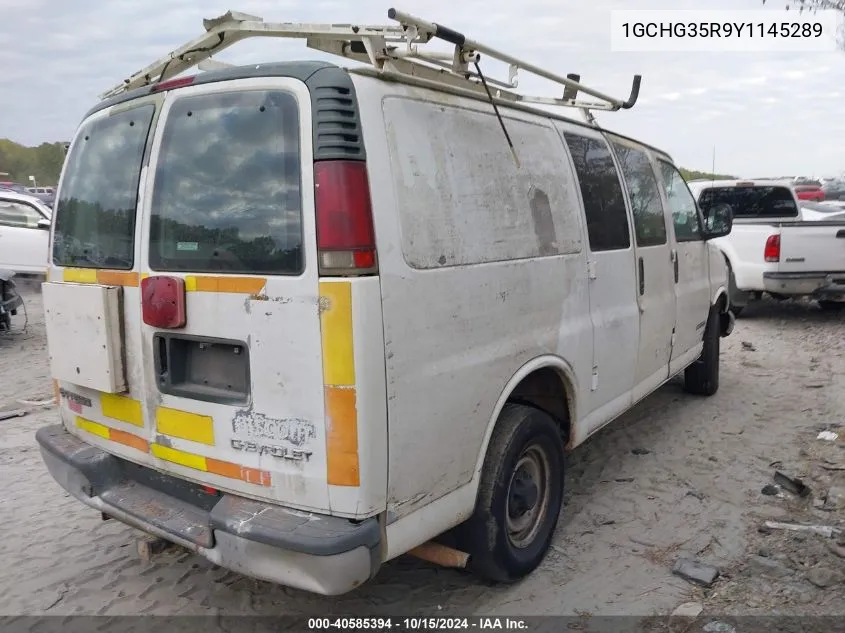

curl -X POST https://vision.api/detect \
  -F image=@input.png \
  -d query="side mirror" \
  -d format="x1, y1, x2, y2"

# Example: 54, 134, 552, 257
701, 203, 733, 240
37, 218, 51, 230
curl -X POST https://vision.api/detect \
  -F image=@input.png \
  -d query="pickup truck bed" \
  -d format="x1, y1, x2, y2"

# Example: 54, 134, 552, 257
753, 220, 845, 297
687, 180, 845, 312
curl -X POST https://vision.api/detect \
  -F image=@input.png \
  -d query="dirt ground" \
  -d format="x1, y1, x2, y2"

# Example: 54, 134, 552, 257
1, 282, 843, 624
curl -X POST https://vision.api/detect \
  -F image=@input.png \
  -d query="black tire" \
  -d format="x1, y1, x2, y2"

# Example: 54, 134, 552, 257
818, 300, 845, 312
684, 304, 720, 396
460, 403, 564, 583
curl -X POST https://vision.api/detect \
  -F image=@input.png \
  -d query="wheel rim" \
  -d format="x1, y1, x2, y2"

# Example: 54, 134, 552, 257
505, 443, 552, 549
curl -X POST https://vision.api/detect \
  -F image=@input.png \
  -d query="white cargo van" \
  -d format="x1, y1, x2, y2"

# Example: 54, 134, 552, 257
36, 9, 734, 595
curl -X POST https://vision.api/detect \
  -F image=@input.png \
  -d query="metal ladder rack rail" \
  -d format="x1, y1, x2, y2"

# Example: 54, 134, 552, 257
99, 7, 642, 123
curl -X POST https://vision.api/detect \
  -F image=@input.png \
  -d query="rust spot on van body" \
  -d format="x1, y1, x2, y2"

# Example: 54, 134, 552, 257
529, 185, 558, 256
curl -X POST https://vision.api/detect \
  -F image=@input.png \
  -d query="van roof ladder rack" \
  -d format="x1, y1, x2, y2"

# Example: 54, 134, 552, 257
99, 7, 642, 124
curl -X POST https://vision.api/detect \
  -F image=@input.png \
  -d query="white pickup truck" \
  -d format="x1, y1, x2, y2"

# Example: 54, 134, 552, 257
687, 179, 845, 315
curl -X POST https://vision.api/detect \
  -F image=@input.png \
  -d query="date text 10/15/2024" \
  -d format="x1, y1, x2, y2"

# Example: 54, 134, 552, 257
308, 618, 529, 630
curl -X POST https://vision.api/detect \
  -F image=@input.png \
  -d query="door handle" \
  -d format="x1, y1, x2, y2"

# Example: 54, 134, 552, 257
638, 257, 645, 295
672, 250, 679, 283
836, 229, 845, 238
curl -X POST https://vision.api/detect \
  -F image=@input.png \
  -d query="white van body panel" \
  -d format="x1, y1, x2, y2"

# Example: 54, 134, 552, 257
353, 75, 594, 523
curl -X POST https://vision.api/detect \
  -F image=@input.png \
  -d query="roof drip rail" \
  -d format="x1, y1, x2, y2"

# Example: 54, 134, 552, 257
98, 7, 642, 125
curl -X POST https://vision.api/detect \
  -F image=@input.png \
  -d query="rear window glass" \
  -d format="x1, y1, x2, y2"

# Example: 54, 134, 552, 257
698, 186, 798, 219
53, 104, 154, 269
149, 90, 302, 275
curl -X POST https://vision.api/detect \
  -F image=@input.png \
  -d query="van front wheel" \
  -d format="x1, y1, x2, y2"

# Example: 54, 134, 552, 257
684, 304, 720, 396
461, 403, 564, 583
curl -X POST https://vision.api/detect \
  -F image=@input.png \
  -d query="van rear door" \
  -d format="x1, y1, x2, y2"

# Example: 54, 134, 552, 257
47, 78, 334, 514
136, 79, 332, 511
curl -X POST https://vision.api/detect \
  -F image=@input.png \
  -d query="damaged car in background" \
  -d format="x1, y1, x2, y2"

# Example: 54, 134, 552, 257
0, 270, 23, 332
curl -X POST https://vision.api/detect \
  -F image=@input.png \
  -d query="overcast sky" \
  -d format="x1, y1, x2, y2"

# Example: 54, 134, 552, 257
2, 0, 843, 177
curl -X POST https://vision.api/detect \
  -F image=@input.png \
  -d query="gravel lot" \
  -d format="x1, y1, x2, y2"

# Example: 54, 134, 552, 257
1, 282, 843, 622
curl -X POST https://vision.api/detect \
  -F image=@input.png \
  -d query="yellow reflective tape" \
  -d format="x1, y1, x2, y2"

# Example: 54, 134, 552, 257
97, 271, 139, 287
156, 407, 215, 445
319, 281, 355, 386
101, 394, 143, 427
61, 268, 139, 286
109, 428, 149, 453
325, 386, 359, 487
75, 416, 148, 452
151, 444, 208, 471
184, 275, 266, 294
63, 268, 98, 284
75, 416, 111, 439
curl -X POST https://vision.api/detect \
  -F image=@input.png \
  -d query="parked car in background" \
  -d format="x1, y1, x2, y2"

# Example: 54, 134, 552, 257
26, 186, 56, 208
822, 180, 845, 201
794, 184, 825, 202
800, 201, 845, 221
0, 191, 52, 275
0, 181, 32, 195
687, 179, 845, 315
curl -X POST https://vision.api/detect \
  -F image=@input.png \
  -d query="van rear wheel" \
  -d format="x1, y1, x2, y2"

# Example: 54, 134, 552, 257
461, 403, 564, 583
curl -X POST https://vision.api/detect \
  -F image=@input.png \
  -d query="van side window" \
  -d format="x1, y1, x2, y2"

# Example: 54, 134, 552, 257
149, 90, 303, 275
383, 98, 583, 269
611, 143, 667, 247
0, 200, 42, 228
562, 133, 630, 251
658, 162, 701, 242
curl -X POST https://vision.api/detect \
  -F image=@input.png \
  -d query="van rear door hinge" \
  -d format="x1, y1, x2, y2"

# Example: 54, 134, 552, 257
591, 366, 599, 391
587, 259, 597, 280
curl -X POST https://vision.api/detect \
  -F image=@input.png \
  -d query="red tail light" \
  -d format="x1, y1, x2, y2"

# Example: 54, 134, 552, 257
764, 234, 781, 262
141, 276, 186, 328
314, 160, 377, 275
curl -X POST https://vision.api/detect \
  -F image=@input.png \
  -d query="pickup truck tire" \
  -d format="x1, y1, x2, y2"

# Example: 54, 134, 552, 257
818, 300, 845, 312
684, 304, 720, 396
460, 403, 564, 583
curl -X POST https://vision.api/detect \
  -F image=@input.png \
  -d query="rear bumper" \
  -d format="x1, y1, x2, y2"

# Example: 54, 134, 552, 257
36, 424, 382, 595
762, 271, 845, 299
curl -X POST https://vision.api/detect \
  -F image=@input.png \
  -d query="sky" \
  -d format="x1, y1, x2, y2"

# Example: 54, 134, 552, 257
1, 0, 844, 177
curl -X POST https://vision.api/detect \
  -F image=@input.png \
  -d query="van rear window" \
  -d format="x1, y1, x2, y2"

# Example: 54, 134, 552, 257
698, 186, 798, 219
149, 90, 302, 275
53, 104, 154, 269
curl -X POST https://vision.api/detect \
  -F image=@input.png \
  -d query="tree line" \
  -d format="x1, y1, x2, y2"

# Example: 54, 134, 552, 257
0, 138, 67, 186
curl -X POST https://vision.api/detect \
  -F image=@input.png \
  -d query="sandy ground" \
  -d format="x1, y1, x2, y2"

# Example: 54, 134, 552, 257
1, 282, 843, 624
